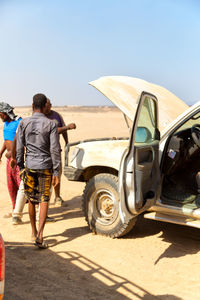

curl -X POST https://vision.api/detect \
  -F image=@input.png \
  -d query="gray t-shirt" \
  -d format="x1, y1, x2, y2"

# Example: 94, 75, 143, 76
16, 112, 61, 177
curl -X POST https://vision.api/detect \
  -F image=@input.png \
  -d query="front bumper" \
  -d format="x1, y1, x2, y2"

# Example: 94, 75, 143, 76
64, 166, 83, 181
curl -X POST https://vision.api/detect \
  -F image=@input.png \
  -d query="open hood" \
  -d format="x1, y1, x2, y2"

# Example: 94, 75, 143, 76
89, 76, 189, 130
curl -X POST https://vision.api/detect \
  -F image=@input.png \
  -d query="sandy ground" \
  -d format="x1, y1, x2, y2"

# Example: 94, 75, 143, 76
1, 107, 200, 300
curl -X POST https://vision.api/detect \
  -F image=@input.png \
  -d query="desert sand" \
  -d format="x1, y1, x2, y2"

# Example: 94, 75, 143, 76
1, 106, 200, 300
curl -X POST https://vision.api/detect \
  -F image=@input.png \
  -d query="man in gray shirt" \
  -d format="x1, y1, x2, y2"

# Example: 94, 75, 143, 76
16, 93, 61, 249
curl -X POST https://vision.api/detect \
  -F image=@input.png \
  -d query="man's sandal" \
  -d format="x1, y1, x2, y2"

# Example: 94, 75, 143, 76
34, 238, 48, 249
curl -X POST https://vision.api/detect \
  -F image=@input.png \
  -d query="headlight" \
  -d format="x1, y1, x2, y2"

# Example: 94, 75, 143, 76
70, 147, 80, 163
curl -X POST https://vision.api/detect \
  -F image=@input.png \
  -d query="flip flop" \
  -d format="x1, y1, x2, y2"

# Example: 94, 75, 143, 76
34, 238, 48, 249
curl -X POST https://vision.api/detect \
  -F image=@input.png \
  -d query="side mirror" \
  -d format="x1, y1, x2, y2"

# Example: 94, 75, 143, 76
135, 127, 152, 143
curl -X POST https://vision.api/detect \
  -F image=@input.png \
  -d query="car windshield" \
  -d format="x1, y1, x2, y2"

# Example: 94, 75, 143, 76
175, 111, 200, 133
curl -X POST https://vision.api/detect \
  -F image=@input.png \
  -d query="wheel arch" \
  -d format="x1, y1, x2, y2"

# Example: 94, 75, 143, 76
81, 166, 118, 182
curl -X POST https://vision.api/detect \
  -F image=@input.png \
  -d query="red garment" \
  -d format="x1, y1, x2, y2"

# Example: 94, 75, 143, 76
6, 158, 21, 209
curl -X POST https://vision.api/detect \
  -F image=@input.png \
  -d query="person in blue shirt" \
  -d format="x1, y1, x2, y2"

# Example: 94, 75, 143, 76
0, 102, 22, 218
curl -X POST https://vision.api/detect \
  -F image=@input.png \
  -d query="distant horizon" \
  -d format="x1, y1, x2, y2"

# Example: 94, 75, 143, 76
14, 104, 116, 108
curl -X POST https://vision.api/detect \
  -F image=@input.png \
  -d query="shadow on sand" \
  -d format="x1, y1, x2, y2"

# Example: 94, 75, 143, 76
4, 241, 181, 300
125, 214, 200, 264
47, 194, 200, 265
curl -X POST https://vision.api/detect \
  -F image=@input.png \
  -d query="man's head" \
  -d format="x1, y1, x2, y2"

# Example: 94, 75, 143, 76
45, 98, 52, 115
32, 94, 47, 112
0, 102, 15, 122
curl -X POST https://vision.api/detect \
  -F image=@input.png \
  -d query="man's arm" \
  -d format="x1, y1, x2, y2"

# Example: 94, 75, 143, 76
59, 113, 68, 144
16, 122, 25, 170
61, 131, 68, 144
11, 134, 17, 159
50, 123, 61, 183
10, 134, 17, 168
58, 123, 76, 134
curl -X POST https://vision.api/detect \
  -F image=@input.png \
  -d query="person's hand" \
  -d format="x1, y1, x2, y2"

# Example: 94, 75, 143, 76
5, 151, 11, 159
52, 176, 60, 187
19, 168, 25, 180
10, 158, 17, 169
68, 123, 76, 130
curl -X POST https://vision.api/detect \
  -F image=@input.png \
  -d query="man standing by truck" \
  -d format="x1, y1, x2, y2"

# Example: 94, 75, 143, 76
45, 98, 76, 206
16, 93, 61, 248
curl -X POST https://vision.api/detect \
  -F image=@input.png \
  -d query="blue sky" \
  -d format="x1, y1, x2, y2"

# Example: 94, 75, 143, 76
0, 0, 200, 106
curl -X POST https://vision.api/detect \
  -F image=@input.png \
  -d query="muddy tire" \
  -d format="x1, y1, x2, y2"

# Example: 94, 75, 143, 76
82, 173, 136, 238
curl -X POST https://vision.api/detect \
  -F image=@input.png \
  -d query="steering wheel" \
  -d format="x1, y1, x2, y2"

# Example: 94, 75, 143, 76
191, 124, 200, 148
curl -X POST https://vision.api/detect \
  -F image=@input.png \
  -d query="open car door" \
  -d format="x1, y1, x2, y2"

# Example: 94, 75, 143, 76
119, 92, 161, 217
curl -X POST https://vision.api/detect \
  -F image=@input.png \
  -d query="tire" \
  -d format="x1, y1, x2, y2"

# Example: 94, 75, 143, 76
82, 173, 136, 238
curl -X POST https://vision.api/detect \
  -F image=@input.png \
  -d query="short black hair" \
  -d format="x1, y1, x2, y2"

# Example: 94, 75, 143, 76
33, 93, 47, 109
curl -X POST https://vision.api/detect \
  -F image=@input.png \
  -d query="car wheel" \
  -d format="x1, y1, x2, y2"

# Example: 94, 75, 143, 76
82, 173, 136, 238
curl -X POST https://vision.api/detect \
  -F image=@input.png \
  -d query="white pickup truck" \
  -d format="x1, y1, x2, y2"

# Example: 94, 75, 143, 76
64, 76, 200, 239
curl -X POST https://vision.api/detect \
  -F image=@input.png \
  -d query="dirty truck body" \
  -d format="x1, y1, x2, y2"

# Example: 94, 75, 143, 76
64, 76, 200, 238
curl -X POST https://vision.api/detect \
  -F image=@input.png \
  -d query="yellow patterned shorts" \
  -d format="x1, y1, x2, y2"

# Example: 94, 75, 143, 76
23, 168, 52, 203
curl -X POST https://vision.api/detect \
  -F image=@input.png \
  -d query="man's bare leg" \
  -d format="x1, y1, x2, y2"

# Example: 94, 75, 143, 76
28, 201, 37, 239
54, 181, 64, 206
54, 183, 60, 198
37, 202, 48, 242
